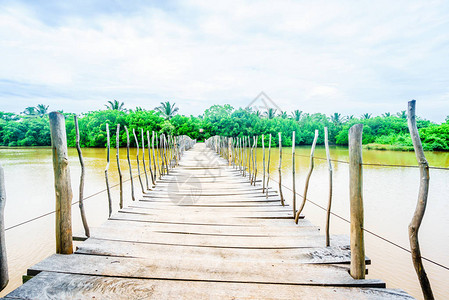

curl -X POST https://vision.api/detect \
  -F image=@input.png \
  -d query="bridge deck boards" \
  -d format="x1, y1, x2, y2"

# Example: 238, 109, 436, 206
3, 143, 413, 299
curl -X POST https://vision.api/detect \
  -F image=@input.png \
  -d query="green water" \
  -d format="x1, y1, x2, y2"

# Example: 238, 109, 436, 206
0, 145, 448, 299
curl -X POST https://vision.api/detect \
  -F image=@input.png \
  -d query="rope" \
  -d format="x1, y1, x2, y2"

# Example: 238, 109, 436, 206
268, 176, 449, 272
4, 173, 142, 232
293, 153, 449, 170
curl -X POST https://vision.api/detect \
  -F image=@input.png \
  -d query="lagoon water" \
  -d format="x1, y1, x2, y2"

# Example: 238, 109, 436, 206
0, 145, 448, 299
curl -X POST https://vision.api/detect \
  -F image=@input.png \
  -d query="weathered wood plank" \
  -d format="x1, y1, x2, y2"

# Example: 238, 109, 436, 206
27, 254, 383, 287
4, 272, 413, 300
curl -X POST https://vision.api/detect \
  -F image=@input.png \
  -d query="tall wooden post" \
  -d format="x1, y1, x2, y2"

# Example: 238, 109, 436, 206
133, 128, 145, 194
104, 123, 112, 217
348, 124, 365, 279
147, 131, 155, 186
116, 125, 123, 209
407, 100, 434, 300
49, 112, 73, 254
74, 116, 89, 237
266, 134, 271, 199
0, 164, 8, 291
292, 131, 296, 217
228, 137, 232, 166
262, 134, 266, 193
324, 127, 333, 247
141, 128, 149, 190
124, 126, 135, 201
278, 133, 285, 206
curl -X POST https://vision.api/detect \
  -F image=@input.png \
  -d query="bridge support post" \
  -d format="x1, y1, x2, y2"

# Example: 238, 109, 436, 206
49, 112, 73, 254
349, 124, 365, 279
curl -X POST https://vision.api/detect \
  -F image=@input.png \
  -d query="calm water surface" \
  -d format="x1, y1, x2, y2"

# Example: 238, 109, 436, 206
0, 145, 448, 299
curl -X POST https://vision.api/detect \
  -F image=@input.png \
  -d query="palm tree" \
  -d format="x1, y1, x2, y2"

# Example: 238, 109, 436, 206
347, 115, 355, 120
265, 108, 277, 119
361, 113, 372, 120
105, 99, 126, 111
22, 106, 37, 116
254, 110, 261, 117
330, 113, 344, 125
291, 110, 302, 122
156, 101, 179, 120
397, 110, 407, 119
35, 104, 49, 117
280, 111, 288, 119
382, 112, 391, 118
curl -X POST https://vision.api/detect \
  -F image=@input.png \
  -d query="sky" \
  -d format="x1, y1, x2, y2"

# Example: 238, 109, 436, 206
0, 0, 448, 122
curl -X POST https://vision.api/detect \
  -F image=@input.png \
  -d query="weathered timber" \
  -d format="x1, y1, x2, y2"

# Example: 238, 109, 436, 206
292, 131, 296, 217
147, 131, 155, 186
324, 127, 333, 247
74, 115, 89, 237
133, 128, 145, 194
295, 129, 318, 223
141, 128, 150, 190
116, 124, 123, 209
104, 123, 112, 217
0, 164, 8, 291
49, 112, 73, 254
348, 124, 365, 279
407, 100, 434, 300
124, 126, 135, 201
278, 132, 285, 206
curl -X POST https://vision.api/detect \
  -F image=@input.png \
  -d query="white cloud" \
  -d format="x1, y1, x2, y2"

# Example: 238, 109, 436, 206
0, 0, 448, 121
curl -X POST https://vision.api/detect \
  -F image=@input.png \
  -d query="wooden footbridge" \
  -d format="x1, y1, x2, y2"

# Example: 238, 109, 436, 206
3, 142, 413, 299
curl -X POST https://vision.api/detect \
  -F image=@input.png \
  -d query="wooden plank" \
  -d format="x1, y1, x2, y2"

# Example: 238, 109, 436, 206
4, 272, 414, 300
27, 254, 384, 287
76, 238, 368, 265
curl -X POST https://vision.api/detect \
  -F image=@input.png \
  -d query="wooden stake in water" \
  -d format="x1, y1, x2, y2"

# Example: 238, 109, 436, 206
116, 124, 123, 209
141, 128, 149, 190
407, 100, 434, 300
104, 123, 112, 217
266, 134, 272, 199
324, 127, 333, 247
49, 112, 73, 254
133, 128, 145, 194
292, 131, 296, 217
155, 132, 161, 179
0, 164, 9, 291
262, 134, 266, 193
348, 124, 365, 279
278, 132, 285, 206
253, 136, 258, 186
152, 131, 157, 182
74, 115, 89, 237
124, 126, 135, 201
295, 129, 318, 223
147, 131, 155, 186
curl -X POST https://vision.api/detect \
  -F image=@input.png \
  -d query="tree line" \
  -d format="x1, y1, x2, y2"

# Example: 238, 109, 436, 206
0, 100, 448, 151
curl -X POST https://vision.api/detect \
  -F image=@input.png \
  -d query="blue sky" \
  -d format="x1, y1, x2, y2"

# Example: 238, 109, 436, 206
0, 0, 448, 122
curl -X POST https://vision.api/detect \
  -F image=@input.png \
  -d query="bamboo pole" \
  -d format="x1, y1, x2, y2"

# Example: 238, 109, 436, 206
141, 129, 149, 190
133, 128, 145, 194
348, 124, 365, 279
324, 127, 333, 247
116, 124, 123, 209
0, 164, 8, 291
49, 112, 73, 254
248, 137, 252, 183
292, 131, 296, 217
124, 126, 135, 201
104, 123, 112, 217
156, 133, 161, 179
262, 134, 266, 193
295, 129, 319, 223
147, 131, 155, 186
253, 136, 257, 186
152, 131, 157, 182
407, 100, 434, 300
74, 116, 89, 237
163, 134, 169, 175
266, 134, 272, 199
278, 132, 285, 206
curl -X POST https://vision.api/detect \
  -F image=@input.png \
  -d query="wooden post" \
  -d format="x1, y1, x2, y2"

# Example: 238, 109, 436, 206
74, 116, 89, 237
253, 136, 257, 186
124, 126, 135, 201
156, 132, 161, 179
324, 127, 333, 247
0, 164, 9, 291
152, 131, 158, 182
228, 137, 232, 166
116, 124, 123, 209
248, 137, 252, 183
348, 124, 365, 279
292, 131, 296, 217
295, 129, 318, 223
49, 112, 73, 254
147, 131, 155, 186
104, 123, 112, 217
407, 100, 434, 300
133, 128, 145, 194
262, 134, 266, 193
163, 134, 169, 175
266, 134, 271, 199
278, 132, 285, 206
141, 129, 150, 190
